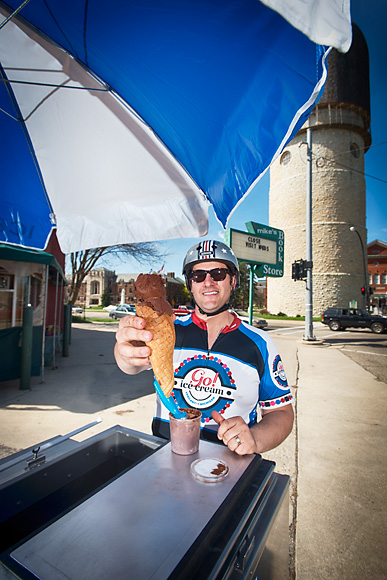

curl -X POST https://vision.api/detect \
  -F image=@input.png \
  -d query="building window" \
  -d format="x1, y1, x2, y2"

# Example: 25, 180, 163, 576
0, 272, 14, 329
373, 273, 380, 285
280, 151, 291, 165
30, 275, 42, 310
90, 281, 100, 294
381, 273, 387, 284
0, 268, 27, 329
350, 143, 360, 158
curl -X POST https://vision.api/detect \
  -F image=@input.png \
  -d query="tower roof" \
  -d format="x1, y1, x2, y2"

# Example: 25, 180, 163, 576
319, 23, 370, 124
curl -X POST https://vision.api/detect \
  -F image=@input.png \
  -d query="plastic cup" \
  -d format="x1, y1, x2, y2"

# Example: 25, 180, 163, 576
169, 409, 201, 455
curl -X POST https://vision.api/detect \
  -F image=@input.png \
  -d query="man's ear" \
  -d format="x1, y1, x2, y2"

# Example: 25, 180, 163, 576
231, 276, 237, 291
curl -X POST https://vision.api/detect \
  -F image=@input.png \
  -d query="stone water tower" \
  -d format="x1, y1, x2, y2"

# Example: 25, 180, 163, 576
268, 24, 371, 317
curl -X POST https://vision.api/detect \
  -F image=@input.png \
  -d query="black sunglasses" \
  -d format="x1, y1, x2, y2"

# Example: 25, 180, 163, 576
190, 268, 231, 283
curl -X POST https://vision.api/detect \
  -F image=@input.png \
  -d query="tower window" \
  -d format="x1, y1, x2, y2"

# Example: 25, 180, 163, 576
280, 151, 291, 165
350, 143, 360, 158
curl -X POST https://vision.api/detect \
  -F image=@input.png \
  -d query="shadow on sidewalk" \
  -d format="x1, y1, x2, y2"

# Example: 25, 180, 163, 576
0, 325, 155, 415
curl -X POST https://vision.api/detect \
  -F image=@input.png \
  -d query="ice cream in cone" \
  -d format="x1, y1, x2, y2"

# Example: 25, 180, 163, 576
134, 273, 175, 398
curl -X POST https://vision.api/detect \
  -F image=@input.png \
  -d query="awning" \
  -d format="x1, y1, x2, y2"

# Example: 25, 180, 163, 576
0, 242, 65, 279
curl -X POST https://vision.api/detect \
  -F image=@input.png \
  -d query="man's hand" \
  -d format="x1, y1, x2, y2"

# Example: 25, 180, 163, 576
114, 315, 153, 375
211, 404, 294, 455
211, 410, 257, 455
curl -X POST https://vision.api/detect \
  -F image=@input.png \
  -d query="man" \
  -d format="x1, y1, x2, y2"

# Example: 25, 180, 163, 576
115, 240, 293, 455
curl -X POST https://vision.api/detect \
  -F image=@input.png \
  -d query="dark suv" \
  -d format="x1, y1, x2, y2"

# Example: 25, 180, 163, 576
321, 307, 387, 334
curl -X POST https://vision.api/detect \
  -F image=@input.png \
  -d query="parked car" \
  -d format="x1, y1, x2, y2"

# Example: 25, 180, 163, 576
109, 304, 136, 319
71, 305, 84, 314
321, 307, 386, 334
251, 317, 268, 330
233, 311, 268, 330
173, 305, 194, 316
102, 305, 116, 312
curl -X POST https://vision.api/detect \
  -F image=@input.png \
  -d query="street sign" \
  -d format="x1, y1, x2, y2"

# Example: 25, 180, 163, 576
226, 222, 284, 277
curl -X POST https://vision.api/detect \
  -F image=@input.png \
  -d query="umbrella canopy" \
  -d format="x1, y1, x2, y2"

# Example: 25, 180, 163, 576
0, 0, 352, 253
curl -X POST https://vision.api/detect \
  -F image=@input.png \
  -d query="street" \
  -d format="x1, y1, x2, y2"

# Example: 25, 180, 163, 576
266, 319, 387, 384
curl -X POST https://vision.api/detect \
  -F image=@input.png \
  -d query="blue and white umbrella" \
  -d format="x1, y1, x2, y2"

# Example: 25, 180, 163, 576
0, 0, 351, 253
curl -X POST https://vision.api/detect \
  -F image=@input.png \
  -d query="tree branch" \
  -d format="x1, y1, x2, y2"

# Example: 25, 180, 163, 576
67, 243, 167, 304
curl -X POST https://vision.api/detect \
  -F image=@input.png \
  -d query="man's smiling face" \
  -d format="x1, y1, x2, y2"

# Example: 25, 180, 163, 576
190, 260, 236, 315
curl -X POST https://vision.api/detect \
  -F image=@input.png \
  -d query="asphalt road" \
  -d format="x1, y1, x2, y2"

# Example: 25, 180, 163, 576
267, 319, 387, 384
79, 311, 387, 384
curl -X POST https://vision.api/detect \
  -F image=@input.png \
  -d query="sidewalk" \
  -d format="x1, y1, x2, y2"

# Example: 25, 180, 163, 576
0, 323, 156, 455
0, 322, 386, 579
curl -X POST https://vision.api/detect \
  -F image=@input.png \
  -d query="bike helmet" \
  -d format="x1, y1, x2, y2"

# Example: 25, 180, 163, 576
182, 240, 240, 288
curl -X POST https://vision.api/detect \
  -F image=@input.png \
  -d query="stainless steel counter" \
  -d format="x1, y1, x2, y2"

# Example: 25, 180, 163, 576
0, 427, 289, 580
10, 441, 255, 580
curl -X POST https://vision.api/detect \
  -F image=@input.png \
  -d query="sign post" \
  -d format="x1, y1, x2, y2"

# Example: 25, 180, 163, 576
226, 223, 284, 324
248, 265, 255, 325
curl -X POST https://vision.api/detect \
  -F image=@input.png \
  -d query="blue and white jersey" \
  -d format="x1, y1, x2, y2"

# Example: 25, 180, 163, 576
152, 312, 293, 442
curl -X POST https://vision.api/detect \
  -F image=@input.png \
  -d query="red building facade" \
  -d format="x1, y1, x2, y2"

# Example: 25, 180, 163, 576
368, 240, 387, 315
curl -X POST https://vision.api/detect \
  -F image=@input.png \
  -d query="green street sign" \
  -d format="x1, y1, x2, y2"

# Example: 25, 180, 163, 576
226, 222, 284, 277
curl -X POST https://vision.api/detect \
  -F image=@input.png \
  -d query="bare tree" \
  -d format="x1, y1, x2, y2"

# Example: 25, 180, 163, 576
234, 263, 266, 311
234, 262, 250, 310
67, 243, 167, 304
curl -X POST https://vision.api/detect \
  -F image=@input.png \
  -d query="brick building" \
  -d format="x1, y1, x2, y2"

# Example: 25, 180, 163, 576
73, 269, 185, 308
368, 240, 387, 315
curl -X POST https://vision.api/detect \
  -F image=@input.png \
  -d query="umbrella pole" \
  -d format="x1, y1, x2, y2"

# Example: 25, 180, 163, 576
0, 0, 32, 31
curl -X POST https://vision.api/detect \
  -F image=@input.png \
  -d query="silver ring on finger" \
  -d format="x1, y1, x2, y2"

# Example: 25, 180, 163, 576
234, 435, 241, 446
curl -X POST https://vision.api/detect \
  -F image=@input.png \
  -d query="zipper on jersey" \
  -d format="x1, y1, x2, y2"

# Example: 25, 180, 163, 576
206, 326, 225, 357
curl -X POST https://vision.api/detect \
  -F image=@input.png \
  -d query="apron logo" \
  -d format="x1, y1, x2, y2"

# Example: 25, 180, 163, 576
174, 355, 236, 421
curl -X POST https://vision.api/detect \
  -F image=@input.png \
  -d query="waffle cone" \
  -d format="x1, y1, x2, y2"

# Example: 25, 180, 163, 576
136, 303, 175, 398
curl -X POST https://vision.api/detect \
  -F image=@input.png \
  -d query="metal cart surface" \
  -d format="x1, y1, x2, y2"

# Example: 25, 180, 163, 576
0, 426, 289, 579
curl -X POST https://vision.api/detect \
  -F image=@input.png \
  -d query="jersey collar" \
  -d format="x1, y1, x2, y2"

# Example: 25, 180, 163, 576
191, 310, 241, 332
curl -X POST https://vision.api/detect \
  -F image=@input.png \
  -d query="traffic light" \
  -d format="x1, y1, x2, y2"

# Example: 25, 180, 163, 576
292, 259, 312, 280
361, 287, 366, 295
292, 262, 300, 280
298, 260, 306, 279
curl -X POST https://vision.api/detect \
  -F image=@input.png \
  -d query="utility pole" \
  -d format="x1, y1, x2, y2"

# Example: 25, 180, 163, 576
350, 226, 369, 311
304, 127, 315, 341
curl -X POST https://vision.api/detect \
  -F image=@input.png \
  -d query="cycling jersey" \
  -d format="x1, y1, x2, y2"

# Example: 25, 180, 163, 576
152, 312, 293, 442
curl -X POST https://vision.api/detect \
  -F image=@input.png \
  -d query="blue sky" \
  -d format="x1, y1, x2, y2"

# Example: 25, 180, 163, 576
111, 1, 386, 276
351, 0, 387, 243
